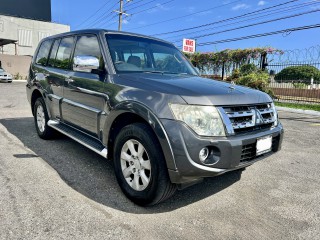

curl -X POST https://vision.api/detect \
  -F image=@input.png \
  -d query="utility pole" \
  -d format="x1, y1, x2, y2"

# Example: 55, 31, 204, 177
118, 0, 124, 31
114, 0, 130, 31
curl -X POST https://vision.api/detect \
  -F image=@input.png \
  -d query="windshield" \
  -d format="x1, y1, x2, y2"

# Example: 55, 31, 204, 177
106, 34, 197, 75
0, 68, 4, 73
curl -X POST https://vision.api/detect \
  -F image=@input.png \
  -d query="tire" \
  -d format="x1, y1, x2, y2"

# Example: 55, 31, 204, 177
113, 123, 177, 206
33, 98, 54, 139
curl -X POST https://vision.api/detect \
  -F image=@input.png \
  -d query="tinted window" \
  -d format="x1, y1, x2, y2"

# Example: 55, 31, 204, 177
73, 35, 104, 71
48, 39, 61, 67
106, 34, 197, 75
35, 40, 53, 66
55, 37, 74, 70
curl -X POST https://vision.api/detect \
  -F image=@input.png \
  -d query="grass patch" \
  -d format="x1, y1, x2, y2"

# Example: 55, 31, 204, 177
275, 102, 320, 112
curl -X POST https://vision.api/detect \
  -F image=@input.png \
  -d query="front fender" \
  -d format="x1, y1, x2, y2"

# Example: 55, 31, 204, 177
103, 101, 177, 170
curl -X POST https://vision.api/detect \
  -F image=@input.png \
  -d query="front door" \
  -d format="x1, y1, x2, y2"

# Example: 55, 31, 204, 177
62, 34, 108, 137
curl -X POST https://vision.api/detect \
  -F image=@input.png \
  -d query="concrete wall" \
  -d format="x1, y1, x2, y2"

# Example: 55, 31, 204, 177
0, 54, 32, 79
0, 15, 70, 56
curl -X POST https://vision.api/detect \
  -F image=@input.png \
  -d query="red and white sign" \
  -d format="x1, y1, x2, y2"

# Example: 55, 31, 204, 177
182, 38, 196, 53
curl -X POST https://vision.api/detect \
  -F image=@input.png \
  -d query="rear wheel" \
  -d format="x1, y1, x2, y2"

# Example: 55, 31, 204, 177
113, 123, 176, 206
33, 98, 54, 139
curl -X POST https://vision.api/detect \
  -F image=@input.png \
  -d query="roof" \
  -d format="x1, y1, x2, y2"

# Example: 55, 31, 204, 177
42, 29, 172, 46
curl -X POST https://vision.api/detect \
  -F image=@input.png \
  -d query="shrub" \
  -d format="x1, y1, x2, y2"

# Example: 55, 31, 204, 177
292, 82, 308, 89
274, 65, 320, 83
13, 72, 23, 80
232, 64, 274, 97
236, 72, 269, 91
240, 63, 257, 75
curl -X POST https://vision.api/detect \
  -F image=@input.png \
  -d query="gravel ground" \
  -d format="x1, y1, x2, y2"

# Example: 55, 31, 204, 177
0, 82, 319, 240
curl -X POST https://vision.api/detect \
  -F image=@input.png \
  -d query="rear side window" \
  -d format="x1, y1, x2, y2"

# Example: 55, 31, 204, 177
35, 40, 53, 66
47, 39, 61, 67
55, 37, 74, 70
73, 35, 104, 71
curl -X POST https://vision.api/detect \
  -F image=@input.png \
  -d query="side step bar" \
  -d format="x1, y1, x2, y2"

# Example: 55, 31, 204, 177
48, 120, 108, 158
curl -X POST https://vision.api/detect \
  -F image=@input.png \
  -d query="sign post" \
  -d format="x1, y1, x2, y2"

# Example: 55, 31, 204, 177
182, 38, 196, 53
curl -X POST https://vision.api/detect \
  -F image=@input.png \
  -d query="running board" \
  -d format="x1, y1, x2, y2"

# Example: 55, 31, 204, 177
48, 120, 108, 158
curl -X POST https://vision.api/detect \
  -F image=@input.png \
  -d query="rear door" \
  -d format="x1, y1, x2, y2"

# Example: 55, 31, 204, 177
62, 34, 108, 137
46, 36, 75, 120
32, 39, 56, 115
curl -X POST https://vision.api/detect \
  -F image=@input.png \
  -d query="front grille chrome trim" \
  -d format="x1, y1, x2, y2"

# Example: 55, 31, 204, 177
218, 103, 276, 135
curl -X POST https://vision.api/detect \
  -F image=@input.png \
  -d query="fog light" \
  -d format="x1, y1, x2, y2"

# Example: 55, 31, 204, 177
199, 147, 209, 162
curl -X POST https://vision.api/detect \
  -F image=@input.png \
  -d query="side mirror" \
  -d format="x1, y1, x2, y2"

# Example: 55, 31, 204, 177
73, 55, 100, 73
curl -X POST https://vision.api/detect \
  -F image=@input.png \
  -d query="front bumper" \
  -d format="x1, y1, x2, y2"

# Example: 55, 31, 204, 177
161, 119, 284, 185
0, 76, 13, 82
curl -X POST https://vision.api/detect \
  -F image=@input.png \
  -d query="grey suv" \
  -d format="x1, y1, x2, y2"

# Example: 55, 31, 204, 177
26, 29, 283, 206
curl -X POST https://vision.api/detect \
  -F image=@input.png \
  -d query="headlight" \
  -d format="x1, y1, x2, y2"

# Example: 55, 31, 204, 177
169, 104, 226, 136
271, 102, 278, 127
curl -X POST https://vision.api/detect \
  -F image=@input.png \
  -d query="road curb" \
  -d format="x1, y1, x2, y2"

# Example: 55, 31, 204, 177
276, 106, 320, 116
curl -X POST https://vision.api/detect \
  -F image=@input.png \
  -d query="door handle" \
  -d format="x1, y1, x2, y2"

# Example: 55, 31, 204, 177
65, 77, 74, 83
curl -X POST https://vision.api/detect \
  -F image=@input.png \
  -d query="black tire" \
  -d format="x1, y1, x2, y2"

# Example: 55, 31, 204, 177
113, 123, 177, 206
33, 98, 54, 139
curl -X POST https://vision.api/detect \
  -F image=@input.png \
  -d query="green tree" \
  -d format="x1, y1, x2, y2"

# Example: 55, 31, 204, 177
274, 65, 320, 83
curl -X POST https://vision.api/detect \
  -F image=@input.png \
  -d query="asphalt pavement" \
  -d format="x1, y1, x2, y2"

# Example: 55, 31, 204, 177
0, 82, 319, 240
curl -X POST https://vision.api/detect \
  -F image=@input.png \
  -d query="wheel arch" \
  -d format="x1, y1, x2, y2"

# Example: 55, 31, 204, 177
30, 89, 43, 115
104, 101, 177, 170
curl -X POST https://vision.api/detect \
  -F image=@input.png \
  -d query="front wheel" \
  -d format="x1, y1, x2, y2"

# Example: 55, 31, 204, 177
33, 98, 54, 139
113, 123, 176, 206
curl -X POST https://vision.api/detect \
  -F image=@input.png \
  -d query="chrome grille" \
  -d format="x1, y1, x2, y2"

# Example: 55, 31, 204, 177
219, 103, 276, 135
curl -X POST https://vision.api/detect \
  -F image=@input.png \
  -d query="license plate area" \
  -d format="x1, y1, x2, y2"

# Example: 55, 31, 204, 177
256, 135, 272, 156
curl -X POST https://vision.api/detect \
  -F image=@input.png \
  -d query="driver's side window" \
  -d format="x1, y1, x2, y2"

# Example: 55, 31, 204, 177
153, 52, 182, 72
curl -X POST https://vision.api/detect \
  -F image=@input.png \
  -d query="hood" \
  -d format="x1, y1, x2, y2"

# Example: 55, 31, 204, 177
0, 70, 11, 76
116, 73, 272, 106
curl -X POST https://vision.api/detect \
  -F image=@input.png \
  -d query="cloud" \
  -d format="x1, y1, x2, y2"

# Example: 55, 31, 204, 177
232, 3, 250, 11
137, 21, 147, 25
258, 1, 266, 6
122, 19, 129, 25
196, 10, 213, 16
186, 6, 195, 13
147, 3, 170, 13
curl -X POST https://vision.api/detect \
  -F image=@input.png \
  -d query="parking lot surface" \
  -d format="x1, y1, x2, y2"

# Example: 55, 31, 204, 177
0, 82, 319, 240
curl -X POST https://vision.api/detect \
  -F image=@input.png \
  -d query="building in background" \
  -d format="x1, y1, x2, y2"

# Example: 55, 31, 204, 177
0, 0, 70, 78
0, 0, 70, 56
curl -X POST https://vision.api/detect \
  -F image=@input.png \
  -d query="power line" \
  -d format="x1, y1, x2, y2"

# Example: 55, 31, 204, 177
126, 0, 243, 30
125, 0, 144, 6
86, 1, 120, 28
188, 9, 320, 41
154, 0, 299, 37
74, 0, 117, 29
171, 7, 320, 44
166, 0, 320, 42
103, 15, 119, 28
195, 24, 320, 46
129, 0, 175, 16
126, 0, 158, 11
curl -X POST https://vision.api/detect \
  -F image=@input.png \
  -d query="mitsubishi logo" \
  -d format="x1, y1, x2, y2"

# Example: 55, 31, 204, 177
255, 109, 264, 125
250, 107, 264, 125
229, 81, 236, 90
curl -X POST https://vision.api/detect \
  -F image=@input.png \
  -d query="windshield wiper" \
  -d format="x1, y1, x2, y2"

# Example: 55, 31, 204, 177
144, 71, 165, 74
143, 71, 194, 75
